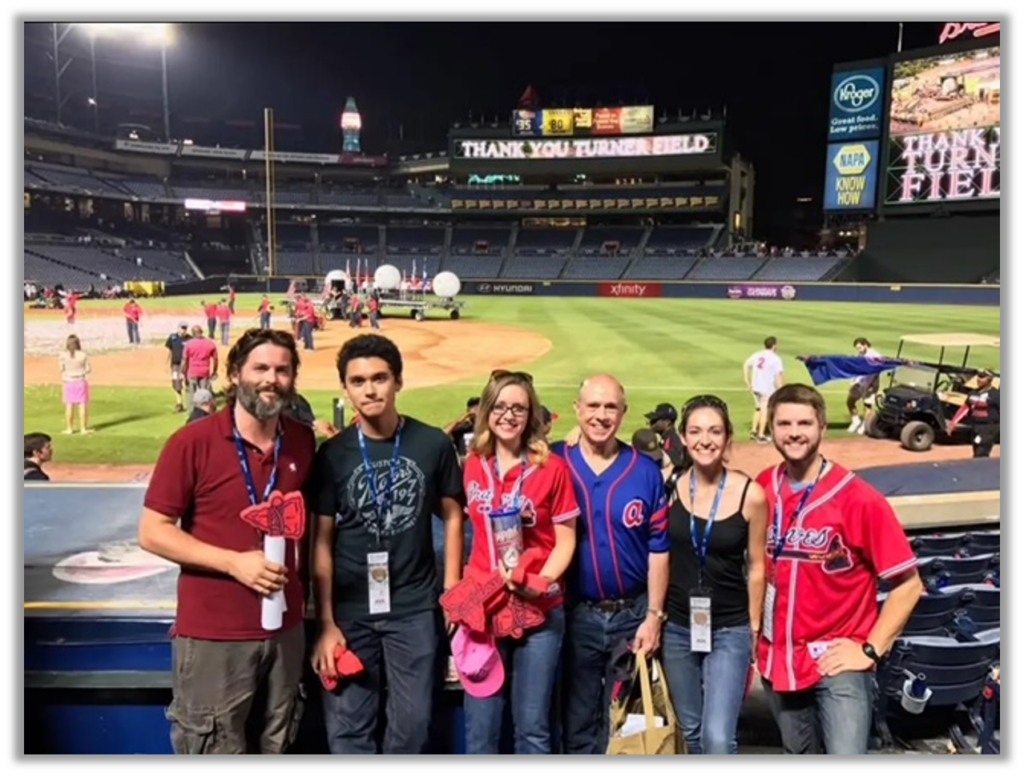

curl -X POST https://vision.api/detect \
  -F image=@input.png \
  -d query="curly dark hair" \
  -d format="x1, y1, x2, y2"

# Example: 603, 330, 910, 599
336, 334, 404, 384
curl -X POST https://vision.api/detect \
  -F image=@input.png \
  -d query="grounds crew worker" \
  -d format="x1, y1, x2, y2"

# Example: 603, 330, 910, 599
949, 368, 1000, 458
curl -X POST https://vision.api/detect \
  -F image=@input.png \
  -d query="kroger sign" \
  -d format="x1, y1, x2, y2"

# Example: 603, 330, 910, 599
828, 66, 885, 140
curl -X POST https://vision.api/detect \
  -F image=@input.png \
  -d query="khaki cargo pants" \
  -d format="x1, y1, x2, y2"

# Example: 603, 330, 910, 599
166, 625, 305, 754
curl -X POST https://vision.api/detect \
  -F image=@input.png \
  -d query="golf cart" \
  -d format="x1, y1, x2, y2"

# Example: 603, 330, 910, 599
863, 333, 1001, 452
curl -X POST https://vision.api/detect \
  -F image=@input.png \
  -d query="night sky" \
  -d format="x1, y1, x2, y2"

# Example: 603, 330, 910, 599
27, 21, 952, 243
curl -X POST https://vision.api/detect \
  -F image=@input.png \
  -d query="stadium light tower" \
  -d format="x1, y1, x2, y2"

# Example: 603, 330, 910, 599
81, 23, 174, 140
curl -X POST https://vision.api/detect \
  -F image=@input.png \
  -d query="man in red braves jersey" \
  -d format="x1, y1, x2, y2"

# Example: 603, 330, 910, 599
755, 384, 922, 754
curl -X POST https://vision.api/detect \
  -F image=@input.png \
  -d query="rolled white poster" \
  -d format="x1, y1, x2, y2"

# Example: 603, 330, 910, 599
262, 535, 286, 631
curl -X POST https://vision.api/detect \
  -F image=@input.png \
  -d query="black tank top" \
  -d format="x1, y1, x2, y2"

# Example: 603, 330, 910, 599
666, 478, 751, 629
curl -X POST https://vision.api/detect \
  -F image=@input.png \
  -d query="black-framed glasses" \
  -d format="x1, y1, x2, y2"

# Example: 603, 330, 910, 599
490, 369, 534, 384
491, 403, 530, 418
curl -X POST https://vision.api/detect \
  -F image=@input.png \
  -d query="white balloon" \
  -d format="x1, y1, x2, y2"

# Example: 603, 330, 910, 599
433, 271, 461, 298
374, 264, 402, 291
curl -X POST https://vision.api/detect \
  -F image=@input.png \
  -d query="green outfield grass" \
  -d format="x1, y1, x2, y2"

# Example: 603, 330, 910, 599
24, 294, 1000, 464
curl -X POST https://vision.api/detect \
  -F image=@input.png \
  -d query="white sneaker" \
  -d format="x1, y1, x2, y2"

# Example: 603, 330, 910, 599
857, 422, 867, 435
847, 418, 862, 433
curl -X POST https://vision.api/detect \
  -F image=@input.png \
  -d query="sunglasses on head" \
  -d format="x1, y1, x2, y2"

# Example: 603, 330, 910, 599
489, 369, 534, 384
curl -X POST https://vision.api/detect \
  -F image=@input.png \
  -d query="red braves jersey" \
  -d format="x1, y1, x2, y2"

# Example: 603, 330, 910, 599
755, 462, 917, 692
464, 451, 580, 610
216, 303, 231, 322
123, 302, 142, 321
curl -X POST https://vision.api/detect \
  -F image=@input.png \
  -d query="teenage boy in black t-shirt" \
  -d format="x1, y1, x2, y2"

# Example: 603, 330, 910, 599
311, 334, 465, 754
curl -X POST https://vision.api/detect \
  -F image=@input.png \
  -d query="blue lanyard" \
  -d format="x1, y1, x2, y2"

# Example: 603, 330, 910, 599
689, 469, 728, 586
772, 458, 828, 564
357, 418, 404, 544
232, 427, 282, 506
492, 454, 528, 512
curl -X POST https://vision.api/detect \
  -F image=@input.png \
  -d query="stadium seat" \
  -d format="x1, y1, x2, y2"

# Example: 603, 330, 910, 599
912, 533, 965, 558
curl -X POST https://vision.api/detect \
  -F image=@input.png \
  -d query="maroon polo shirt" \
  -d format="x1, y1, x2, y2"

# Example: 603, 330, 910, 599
144, 404, 316, 640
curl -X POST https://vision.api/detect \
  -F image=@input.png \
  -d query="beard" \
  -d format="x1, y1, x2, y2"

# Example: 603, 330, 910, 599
236, 380, 293, 422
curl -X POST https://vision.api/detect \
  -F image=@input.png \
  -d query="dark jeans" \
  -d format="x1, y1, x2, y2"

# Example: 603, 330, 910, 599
166, 625, 305, 754
762, 671, 874, 754
207, 318, 217, 338
260, 312, 271, 330
661, 622, 752, 754
464, 605, 565, 754
321, 609, 439, 754
299, 320, 314, 350
562, 596, 647, 754
369, 311, 380, 329
126, 319, 140, 344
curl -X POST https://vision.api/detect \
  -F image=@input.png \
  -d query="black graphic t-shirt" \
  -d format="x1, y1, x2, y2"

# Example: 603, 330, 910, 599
313, 416, 465, 621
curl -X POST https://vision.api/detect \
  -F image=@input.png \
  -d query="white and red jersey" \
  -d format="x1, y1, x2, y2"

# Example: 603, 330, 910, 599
755, 461, 917, 692
463, 451, 580, 610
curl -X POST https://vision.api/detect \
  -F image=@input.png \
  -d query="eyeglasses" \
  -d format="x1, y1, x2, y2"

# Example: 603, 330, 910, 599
489, 369, 534, 384
491, 404, 530, 418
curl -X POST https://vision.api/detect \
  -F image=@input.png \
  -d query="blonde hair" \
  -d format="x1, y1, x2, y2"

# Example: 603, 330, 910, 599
65, 334, 82, 354
470, 372, 550, 465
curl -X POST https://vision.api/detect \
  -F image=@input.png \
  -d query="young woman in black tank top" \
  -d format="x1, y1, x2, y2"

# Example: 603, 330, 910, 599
662, 395, 768, 755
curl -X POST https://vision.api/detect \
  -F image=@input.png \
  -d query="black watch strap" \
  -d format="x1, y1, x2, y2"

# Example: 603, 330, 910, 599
862, 642, 881, 664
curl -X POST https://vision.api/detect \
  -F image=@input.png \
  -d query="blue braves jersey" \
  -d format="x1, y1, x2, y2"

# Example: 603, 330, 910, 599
553, 442, 669, 602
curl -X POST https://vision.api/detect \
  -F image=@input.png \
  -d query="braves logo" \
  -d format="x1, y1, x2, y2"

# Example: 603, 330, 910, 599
519, 498, 537, 528
468, 482, 537, 526
622, 499, 645, 529
769, 527, 855, 574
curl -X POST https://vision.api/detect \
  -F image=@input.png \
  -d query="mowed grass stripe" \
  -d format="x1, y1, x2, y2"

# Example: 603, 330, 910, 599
24, 294, 999, 464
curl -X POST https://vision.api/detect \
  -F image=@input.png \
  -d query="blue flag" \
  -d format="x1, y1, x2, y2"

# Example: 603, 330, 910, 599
798, 355, 906, 385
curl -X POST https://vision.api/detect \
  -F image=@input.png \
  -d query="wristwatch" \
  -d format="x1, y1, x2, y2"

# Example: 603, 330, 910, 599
647, 608, 668, 624
862, 642, 882, 665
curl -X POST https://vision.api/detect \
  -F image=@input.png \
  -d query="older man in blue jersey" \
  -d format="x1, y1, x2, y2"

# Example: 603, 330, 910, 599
553, 374, 670, 754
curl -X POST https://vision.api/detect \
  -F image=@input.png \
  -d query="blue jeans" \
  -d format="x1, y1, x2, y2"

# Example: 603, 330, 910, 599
762, 671, 873, 754
464, 605, 565, 754
562, 597, 647, 754
207, 318, 217, 339
661, 622, 752, 754
299, 320, 314, 350
126, 319, 140, 344
321, 609, 439, 754
260, 312, 271, 330
220, 321, 230, 346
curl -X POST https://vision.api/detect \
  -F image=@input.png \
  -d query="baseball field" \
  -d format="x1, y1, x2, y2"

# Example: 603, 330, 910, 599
23, 293, 1000, 476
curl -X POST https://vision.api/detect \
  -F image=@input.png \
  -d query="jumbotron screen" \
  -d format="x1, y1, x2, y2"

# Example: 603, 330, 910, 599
885, 45, 1000, 205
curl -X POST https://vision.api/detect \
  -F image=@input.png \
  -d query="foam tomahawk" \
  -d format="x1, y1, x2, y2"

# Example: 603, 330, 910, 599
240, 491, 306, 630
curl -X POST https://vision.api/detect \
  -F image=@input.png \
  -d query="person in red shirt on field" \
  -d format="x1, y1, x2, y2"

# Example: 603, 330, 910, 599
182, 325, 219, 408
64, 291, 79, 325
216, 298, 232, 346
461, 369, 579, 754
139, 329, 316, 755
258, 294, 274, 330
123, 297, 143, 345
298, 296, 318, 351
367, 295, 381, 330
348, 294, 362, 329
201, 300, 218, 339
755, 384, 922, 754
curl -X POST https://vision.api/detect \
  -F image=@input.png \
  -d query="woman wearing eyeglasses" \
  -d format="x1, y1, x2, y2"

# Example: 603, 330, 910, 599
461, 370, 579, 754
662, 395, 768, 754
